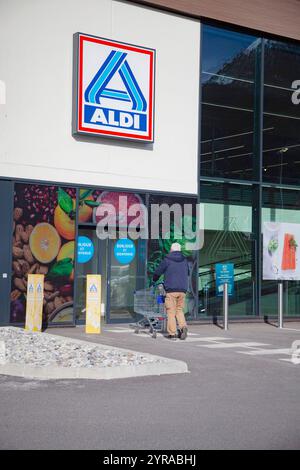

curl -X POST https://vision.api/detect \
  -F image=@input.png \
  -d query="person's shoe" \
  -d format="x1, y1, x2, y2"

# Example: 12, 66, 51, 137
166, 335, 177, 340
179, 327, 188, 340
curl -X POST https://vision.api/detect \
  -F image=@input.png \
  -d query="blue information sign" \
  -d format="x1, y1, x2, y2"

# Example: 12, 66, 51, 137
114, 238, 136, 264
77, 236, 94, 264
215, 263, 234, 297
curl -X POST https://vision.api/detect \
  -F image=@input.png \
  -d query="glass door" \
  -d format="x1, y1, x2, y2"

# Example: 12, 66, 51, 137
75, 227, 108, 323
106, 237, 147, 322
199, 181, 256, 318
75, 228, 147, 324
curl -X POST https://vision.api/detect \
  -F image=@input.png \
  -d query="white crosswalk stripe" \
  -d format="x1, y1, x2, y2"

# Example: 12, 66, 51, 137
171, 337, 225, 343
126, 334, 235, 343
197, 342, 270, 349
102, 327, 296, 364
187, 337, 233, 342
238, 348, 291, 356
279, 358, 298, 363
104, 328, 133, 333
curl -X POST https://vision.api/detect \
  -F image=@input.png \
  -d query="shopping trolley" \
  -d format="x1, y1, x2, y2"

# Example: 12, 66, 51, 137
130, 284, 167, 338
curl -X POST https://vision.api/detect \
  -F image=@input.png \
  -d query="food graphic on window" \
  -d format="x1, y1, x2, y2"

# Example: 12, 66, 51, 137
268, 237, 278, 256
281, 233, 297, 271
10, 184, 76, 324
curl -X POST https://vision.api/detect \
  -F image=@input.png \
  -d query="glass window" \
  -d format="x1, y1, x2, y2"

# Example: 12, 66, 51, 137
199, 181, 256, 317
201, 25, 261, 180
108, 237, 145, 321
263, 40, 300, 185
76, 189, 147, 323
74, 227, 108, 323
78, 188, 146, 226
201, 73, 254, 110
202, 25, 259, 81
148, 194, 198, 319
11, 183, 76, 324
201, 104, 254, 179
78, 188, 102, 224
264, 40, 300, 89
262, 186, 300, 317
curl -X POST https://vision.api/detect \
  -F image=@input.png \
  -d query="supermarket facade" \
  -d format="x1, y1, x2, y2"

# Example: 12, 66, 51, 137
1, 0, 300, 326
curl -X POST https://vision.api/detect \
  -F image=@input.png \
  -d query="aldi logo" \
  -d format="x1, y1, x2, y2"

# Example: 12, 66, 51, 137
73, 33, 155, 142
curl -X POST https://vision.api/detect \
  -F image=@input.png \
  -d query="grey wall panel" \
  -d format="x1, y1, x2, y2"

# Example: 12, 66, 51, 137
0, 180, 13, 325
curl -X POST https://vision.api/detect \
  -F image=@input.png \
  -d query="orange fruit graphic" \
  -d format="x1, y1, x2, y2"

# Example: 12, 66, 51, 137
54, 200, 76, 240
79, 194, 94, 223
57, 241, 75, 262
57, 241, 75, 281
29, 223, 61, 264
93, 191, 145, 227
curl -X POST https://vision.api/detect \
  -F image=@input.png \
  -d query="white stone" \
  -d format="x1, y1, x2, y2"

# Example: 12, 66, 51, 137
0, 341, 6, 365
0, 327, 161, 370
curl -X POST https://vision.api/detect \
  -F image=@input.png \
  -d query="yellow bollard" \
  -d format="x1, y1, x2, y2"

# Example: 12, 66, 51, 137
85, 275, 102, 334
25, 274, 44, 332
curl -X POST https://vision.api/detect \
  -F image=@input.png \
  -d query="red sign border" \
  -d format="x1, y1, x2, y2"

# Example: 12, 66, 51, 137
75, 33, 155, 142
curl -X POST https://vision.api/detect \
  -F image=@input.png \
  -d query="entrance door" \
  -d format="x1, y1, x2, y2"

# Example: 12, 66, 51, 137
75, 228, 147, 324
107, 238, 147, 322
75, 227, 108, 323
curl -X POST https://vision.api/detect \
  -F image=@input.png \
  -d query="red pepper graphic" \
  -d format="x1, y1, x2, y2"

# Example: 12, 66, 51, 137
281, 233, 296, 270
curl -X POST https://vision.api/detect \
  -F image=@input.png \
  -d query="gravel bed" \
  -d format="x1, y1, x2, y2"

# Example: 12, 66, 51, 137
0, 327, 161, 369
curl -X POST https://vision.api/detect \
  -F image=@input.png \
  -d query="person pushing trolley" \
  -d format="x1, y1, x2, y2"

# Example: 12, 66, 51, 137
153, 242, 188, 340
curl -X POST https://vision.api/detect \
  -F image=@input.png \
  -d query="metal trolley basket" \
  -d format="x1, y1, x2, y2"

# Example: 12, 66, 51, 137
131, 285, 167, 338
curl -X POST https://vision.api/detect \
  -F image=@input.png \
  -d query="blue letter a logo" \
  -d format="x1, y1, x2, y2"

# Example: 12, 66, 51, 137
85, 50, 147, 112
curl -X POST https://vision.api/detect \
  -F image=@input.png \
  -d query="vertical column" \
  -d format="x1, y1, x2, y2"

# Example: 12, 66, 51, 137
0, 180, 14, 325
196, 23, 203, 319
252, 38, 264, 317
223, 282, 229, 331
252, 184, 262, 317
72, 186, 80, 326
278, 282, 284, 329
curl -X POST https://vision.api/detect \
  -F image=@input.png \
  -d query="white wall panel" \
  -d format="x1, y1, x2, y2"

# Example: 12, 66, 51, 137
0, 0, 200, 193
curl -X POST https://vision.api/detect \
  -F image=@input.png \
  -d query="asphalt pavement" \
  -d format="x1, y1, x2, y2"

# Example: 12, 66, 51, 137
0, 322, 300, 450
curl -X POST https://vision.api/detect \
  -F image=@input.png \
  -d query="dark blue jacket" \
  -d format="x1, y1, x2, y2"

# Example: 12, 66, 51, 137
153, 251, 189, 293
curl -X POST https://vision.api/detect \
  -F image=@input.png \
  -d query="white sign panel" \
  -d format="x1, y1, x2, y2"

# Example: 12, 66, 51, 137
263, 221, 300, 280
73, 33, 155, 142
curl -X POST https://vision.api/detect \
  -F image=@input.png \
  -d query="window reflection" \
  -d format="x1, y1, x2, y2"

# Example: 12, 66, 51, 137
262, 187, 300, 316
201, 25, 260, 180
201, 104, 254, 179
264, 40, 300, 89
202, 25, 259, 80
199, 182, 255, 317
263, 40, 300, 185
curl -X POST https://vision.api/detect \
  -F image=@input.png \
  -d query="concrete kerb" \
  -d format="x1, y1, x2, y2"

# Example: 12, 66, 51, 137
0, 329, 189, 381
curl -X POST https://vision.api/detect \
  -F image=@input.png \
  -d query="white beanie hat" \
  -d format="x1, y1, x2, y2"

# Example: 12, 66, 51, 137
170, 242, 181, 252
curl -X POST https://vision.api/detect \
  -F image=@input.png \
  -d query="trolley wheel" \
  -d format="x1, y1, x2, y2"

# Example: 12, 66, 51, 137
152, 331, 157, 339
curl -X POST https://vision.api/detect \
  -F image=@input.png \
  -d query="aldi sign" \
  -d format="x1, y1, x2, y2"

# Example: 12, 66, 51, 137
73, 33, 155, 142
